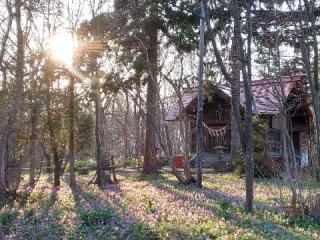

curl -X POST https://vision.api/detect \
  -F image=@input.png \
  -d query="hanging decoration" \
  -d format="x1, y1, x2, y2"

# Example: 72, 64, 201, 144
203, 122, 230, 137
203, 122, 230, 145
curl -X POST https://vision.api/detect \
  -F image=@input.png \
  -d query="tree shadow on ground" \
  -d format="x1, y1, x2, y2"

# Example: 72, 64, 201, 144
69, 180, 161, 239
0, 185, 67, 239
134, 172, 312, 239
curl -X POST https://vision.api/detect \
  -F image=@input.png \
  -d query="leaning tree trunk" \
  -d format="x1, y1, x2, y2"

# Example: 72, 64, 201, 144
163, 118, 186, 183
142, 16, 158, 175
280, 111, 298, 207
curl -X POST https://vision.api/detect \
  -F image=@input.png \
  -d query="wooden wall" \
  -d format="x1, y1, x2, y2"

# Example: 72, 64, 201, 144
189, 96, 232, 154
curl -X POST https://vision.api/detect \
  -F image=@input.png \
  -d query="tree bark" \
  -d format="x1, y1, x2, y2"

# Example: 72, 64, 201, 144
298, 0, 320, 178
230, 38, 241, 168
183, 117, 192, 182
124, 91, 129, 161
0, 1, 13, 90
142, 14, 158, 175
0, 0, 24, 195
196, 2, 205, 188
68, 74, 76, 189
232, 0, 254, 212
45, 59, 61, 187
203, 0, 254, 211
46, 94, 61, 186
94, 78, 104, 187
29, 84, 37, 187
280, 111, 298, 207
134, 88, 141, 159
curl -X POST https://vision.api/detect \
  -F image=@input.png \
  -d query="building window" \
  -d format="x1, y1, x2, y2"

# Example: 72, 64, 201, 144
267, 129, 282, 155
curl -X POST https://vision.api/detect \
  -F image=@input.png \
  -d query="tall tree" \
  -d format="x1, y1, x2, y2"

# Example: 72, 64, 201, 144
68, 72, 76, 189
142, 6, 158, 174
0, 0, 25, 195
44, 68, 62, 187
297, 0, 320, 177
203, 0, 254, 212
196, 2, 205, 188
110, 0, 199, 174
231, 0, 254, 212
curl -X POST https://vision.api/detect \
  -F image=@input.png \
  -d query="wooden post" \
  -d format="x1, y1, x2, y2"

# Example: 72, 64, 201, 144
196, 1, 205, 188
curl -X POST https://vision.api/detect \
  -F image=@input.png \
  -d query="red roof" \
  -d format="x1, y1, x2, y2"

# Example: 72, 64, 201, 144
165, 75, 306, 121
165, 88, 198, 121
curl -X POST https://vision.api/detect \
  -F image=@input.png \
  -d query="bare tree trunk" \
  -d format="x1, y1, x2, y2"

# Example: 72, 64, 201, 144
196, 2, 205, 188
124, 91, 129, 161
203, 0, 245, 150
29, 92, 37, 187
176, 87, 193, 182
45, 60, 61, 187
134, 88, 141, 158
297, 0, 320, 178
0, 1, 13, 90
280, 112, 298, 207
0, 0, 24, 195
203, 0, 253, 211
161, 106, 186, 183
46, 94, 60, 186
101, 107, 112, 184
94, 80, 104, 187
230, 111, 240, 167
183, 117, 192, 182
230, 38, 241, 168
232, 0, 254, 212
68, 74, 76, 189
142, 16, 158, 175
156, 86, 187, 183
274, 33, 300, 207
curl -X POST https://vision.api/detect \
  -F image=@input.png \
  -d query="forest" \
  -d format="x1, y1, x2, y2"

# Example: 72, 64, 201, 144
0, 0, 320, 239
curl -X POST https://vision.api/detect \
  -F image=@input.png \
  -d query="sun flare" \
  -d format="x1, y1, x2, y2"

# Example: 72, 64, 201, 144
49, 31, 76, 66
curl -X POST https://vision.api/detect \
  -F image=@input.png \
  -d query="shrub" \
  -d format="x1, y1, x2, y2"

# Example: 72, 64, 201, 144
234, 117, 276, 177
115, 157, 142, 168
80, 209, 111, 226
158, 156, 169, 167
218, 199, 231, 220
0, 210, 18, 232
75, 160, 96, 175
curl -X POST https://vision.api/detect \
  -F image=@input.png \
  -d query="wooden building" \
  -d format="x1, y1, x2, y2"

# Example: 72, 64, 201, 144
165, 75, 312, 169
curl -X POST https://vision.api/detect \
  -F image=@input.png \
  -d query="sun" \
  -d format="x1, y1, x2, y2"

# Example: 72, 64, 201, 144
49, 31, 76, 66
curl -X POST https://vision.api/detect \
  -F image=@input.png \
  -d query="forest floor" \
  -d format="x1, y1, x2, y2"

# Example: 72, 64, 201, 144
0, 171, 320, 239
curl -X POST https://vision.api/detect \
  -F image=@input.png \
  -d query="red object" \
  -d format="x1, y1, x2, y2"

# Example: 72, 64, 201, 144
174, 155, 184, 168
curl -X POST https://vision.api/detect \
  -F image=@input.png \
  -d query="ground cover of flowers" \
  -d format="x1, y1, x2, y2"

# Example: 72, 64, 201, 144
0, 172, 319, 239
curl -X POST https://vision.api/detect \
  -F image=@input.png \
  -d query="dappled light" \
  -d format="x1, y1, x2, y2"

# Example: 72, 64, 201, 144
1, 0, 320, 239
1, 173, 319, 239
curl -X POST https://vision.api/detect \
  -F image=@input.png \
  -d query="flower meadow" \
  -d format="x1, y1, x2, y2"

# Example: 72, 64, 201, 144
0, 172, 319, 239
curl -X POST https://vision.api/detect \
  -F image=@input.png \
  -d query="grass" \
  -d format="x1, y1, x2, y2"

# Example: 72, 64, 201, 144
0, 171, 319, 239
